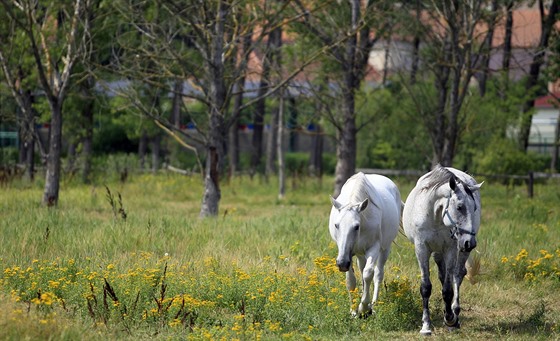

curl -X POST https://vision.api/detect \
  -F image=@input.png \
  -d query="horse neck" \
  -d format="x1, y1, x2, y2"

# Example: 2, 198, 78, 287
426, 185, 451, 221
349, 178, 371, 205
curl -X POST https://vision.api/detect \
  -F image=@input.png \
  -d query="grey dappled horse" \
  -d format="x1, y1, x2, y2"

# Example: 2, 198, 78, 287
329, 172, 401, 316
403, 165, 482, 335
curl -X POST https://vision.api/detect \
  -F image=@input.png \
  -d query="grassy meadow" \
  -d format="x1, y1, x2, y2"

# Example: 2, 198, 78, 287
0, 172, 559, 340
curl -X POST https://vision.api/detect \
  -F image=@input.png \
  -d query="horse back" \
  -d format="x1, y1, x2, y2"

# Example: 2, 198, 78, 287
363, 174, 401, 246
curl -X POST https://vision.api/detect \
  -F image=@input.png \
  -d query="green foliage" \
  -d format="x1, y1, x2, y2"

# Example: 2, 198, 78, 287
322, 153, 337, 175
282, 152, 336, 176
357, 86, 432, 170
285, 152, 308, 175
0, 147, 18, 165
474, 137, 551, 175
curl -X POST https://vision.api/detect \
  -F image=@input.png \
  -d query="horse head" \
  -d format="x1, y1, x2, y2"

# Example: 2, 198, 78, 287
441, 175, 483, 252
329, 196, 369, 272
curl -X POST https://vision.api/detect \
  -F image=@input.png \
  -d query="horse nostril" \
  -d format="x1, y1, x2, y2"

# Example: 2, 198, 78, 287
464, 241, 470, 250
336, 260, 351, 272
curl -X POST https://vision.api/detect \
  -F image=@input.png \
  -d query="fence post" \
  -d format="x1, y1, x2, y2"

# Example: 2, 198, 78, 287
527, 171, 534, 198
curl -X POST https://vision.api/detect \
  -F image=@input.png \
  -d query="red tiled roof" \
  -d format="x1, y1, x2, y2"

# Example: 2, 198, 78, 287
534, 93, 560, 108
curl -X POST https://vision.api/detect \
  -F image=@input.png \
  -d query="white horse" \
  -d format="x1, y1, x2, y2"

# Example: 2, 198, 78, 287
403, 165, 482, 335
329, 172, 401, 316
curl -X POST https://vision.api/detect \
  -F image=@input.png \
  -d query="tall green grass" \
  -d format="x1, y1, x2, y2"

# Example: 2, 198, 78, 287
0, 173, 559, 340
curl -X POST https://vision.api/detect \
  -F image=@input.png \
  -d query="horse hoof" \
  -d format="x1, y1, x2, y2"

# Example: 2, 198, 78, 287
445, 318, 461, 332
444, 315, 458, 328
359, 309, 373, 319
419, 328, 432, 336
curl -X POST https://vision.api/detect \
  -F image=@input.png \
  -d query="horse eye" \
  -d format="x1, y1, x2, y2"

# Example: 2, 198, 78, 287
354, 224, 359, 231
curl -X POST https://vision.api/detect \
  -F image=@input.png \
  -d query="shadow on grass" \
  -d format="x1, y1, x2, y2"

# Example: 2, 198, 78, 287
476, 301, 556, 336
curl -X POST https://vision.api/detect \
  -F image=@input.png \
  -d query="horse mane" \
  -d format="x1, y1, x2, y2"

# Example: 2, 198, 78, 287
347, 172, 373, 204
420, 165, 455, 192
420, 165, 475, 200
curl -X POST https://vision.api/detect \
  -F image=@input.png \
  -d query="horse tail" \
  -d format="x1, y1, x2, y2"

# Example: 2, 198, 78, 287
398, 201, 406, 237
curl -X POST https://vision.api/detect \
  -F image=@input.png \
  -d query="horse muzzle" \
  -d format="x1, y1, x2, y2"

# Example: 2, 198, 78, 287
460, 236, 477, 252
336, 258, 351, 272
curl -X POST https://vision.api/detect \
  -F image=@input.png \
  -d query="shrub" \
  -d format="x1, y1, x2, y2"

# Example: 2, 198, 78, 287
474, 138, 551, 176
285, 152, 308, 176
0, 146, 18, 166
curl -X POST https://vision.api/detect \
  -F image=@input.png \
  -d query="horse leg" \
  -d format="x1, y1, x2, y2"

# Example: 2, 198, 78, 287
450, 252, 470, 329
433, 252, 445, 286
415, 245, 433, 335
345, 262, 358, 316
440, 251, 457, 328
358, 246, 379, 316
371, 246, 391, 306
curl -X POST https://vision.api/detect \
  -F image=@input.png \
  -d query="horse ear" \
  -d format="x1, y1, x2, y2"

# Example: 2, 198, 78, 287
449, 175, 457, 191
330, 196, 343, 210
358, 198, 369, 212
469, 181, 484, 192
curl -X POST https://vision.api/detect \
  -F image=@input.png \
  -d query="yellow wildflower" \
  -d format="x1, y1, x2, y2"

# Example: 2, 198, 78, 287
515, 249, 528, 262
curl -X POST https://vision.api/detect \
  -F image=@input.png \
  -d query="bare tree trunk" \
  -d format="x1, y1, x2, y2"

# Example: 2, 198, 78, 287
431, 44, 450, 167
19, 99, 36, 181
478, 0, 499, 97
42, 102, 63, 206
200, 0, 228, 218
443, 69, 461, 166
382, 38, 391, 86
81, 112, 94, 183
229, 81, 242, 177
164, 78, 183, 169
309, 124, 323, 177
288, 98, 298, 152
250, 86, 267, 176
502, 1, 514, 73
277, 92, 285, 200
410, 0, 421, 85
228, 33, 252, 178
266, 106, 278, 176
250, 32, 277, 176
333, 96, 357, 197
151, 133, 161, 173
172, 79, 183, 128
518, 0, 559, 151
200, 112, 224, 217
22, 90, 35, 181
25, 136, 35, 181
138, 130, 148, 170
66, 141, 78, 173
81, 79, 95, 184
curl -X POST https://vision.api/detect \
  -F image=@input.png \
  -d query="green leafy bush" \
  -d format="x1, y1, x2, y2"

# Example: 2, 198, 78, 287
285, 153, 308, 175
0, 147, 18, 165
474, 138, 551, 176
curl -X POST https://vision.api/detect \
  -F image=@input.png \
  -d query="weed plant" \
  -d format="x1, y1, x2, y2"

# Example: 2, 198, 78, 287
0, 173, 559, 340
